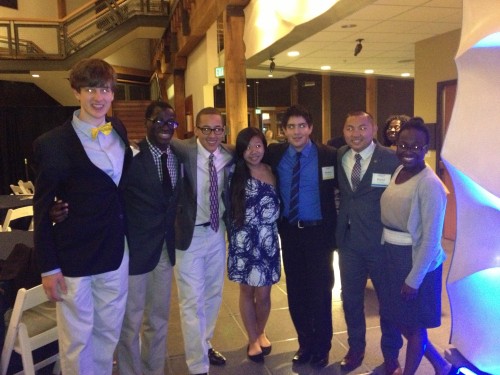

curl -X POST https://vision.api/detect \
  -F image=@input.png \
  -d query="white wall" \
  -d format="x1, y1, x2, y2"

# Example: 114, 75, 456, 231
184, 22, 219, 116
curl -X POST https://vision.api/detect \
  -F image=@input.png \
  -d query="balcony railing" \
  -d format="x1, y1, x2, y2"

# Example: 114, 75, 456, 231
0, 0, 168, 60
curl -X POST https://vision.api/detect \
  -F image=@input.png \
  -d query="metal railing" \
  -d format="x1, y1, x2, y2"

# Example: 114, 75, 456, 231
0, 0, 168, 60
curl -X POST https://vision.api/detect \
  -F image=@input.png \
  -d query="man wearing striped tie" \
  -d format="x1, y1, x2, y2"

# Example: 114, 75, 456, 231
268, 104, 337, 368
336, 111, 403, 375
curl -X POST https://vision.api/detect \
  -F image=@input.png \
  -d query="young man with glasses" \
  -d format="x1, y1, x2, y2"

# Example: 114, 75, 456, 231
171, 107, 234, 375
116, 101, 181, 375
267, 104, 337, 368
33, 58, 132, 374
336, 111, 403, 375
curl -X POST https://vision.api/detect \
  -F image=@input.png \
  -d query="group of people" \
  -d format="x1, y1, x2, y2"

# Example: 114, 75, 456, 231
32, 57, 451, 375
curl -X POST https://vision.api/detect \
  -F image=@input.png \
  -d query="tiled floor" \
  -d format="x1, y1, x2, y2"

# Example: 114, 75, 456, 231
162, 239, 455, 375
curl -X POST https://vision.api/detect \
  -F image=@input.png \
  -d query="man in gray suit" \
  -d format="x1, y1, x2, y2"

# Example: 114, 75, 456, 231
171, 107, 234, 375
116, 101, 181, 375
336, 111, 403, 375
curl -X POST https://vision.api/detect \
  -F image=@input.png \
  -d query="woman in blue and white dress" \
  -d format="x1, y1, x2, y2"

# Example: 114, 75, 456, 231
227, 127, 280, 363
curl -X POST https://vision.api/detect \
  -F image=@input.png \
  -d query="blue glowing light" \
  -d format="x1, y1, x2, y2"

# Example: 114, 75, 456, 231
473, 32, 500, 48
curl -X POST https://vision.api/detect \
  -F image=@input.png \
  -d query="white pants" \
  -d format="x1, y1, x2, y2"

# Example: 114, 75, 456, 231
117, 247, 173, 375
56, 246, 129, 375
174, 225, 226, 374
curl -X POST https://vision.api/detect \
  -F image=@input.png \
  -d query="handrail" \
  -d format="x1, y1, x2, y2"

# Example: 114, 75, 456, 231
0, 0, 168, 60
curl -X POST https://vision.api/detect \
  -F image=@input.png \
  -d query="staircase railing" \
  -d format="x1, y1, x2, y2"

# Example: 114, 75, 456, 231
0, 0, 168, 60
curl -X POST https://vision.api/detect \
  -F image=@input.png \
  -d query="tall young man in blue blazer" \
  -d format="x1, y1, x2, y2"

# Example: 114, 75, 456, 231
268, 105, 337, 368
336, 111, 403, 375
171, 107, 234, 375
33, 58, 131, 375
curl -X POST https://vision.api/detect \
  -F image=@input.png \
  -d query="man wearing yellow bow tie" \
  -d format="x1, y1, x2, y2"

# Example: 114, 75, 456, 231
33, 58, 132, 375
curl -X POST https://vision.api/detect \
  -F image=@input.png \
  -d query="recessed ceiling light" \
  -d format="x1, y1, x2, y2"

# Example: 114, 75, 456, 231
320, 65, 331, 70
341, 24, 357, 29
364, 69, 374, 74
287, 51, 300, 57
268, 74, 273, 77
31, 74, 40, 78
401, 73, 411, 77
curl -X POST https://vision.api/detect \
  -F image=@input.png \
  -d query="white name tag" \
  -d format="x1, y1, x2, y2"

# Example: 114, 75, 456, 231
322, 166, 334, 180
371, 173, 391, 187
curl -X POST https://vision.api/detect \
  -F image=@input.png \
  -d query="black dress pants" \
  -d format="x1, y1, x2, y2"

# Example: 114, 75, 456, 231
279, 222, 334, 356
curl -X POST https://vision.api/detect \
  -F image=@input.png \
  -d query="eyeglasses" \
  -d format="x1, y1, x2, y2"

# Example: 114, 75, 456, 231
147, 118, 179, 129
285, 123, 308, 130
396, 143, 426, 152
196, 126, 225, 135
82, 87, 113, 95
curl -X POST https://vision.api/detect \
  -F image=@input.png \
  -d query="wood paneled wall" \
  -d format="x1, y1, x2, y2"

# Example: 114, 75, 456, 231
112, 100, 150, 142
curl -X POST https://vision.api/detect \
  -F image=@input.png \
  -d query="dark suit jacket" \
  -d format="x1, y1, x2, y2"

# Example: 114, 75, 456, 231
335, 143, 399, 251
123, 139, 181, 275
268, 141, 338, 248
33, 117, 132, 277
171, 137, 234, 251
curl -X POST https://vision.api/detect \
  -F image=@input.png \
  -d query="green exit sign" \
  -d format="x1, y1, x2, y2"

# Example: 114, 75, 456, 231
215, 66, 224, 78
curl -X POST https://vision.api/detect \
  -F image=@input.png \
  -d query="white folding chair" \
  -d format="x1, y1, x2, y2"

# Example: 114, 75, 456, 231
17, 181, 34, 195
1, 285, 60, 375
1, 206, 34, 232
9, 185, 26, 196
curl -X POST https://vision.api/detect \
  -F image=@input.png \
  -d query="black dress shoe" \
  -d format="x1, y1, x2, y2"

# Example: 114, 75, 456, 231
292, 348, 311, 364
384, 358, 402, 375
208, 348, 226, 366
340, 349, 364, 371
310, 353, 329, 368
261, 344, 272, 356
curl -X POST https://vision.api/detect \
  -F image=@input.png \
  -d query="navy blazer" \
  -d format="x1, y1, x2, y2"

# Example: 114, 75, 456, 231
335, 143, 399, 251
267, 141, 338, 248
33, 117, 132, 277
123, 139, 181, 274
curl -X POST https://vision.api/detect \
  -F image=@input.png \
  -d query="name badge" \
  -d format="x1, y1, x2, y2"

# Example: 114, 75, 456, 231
371, 173, 391, 187
322, 166, 334, 180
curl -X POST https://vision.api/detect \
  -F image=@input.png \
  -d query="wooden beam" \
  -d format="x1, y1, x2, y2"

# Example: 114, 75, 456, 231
224, 5, 248, 144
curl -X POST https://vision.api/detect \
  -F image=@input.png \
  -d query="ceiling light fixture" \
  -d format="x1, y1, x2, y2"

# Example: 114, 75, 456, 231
401, 73, 411, 77
364, 69, 374, 74
269, 58, 275, 73
287, 51, 300, 57
320, 65, 331, 71
354, 38, 364, 56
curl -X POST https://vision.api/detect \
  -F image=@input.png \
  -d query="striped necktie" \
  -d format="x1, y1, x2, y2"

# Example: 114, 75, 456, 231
209, 153, 219, 232
288, 151, 301, 223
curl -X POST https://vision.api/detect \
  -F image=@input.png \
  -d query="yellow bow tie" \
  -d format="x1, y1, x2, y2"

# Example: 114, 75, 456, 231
91, 122, 113, 139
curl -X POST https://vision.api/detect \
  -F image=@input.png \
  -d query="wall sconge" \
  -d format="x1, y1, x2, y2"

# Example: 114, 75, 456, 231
269, 58, 275, 73
354, 39, 364, 56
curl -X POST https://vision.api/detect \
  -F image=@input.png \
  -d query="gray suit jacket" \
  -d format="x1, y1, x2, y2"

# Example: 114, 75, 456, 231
171, 137, 235, 250
123, 139, 181, 274
335, 143, 399, 251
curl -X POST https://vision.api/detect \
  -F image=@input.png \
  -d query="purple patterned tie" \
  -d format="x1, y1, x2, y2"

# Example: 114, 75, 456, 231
209, 153, 219, 232
351, 153, 362, 191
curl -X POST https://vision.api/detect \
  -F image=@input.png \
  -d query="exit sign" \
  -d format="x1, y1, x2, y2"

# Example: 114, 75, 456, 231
215, 66, 224, 78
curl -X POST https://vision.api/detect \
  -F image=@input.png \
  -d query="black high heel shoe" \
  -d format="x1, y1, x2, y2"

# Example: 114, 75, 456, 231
247, 345, 264, 363
261, 344, 272, 356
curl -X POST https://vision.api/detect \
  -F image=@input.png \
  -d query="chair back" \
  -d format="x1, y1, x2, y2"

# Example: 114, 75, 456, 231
17, 181, 35, 195
9, 186, 26, 196
0, 285, 59, 375
1, 206, 34, 232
